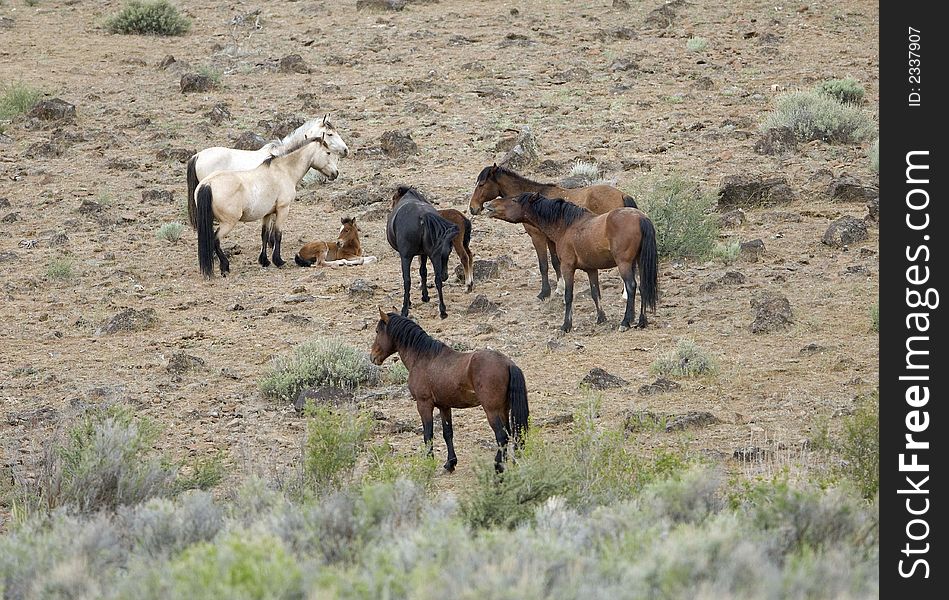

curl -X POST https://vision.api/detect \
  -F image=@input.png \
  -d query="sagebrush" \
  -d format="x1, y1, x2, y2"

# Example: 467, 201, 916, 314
259, 338, 380, 403
156, 222, 184, 242
652, 339, 718, 377
633, 176, 718, 259
815, 77, 865, 104
0, 82, 43, 120
761, 91, 875, 144
105, 0, 191, 36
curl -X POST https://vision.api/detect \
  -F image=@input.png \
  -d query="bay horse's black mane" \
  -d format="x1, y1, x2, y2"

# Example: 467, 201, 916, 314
477, 165, 544, 187
519, 192, 591, 228
385, 313, 447, 358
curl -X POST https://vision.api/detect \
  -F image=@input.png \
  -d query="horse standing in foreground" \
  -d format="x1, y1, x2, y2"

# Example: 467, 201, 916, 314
194, 134, 339, 278
387, 187, 460, 319
484, 193, 658, 333
294, 216, 377, 267
186, 115, 348, 229
468, 164, 637, 300
370, 309, 529, 473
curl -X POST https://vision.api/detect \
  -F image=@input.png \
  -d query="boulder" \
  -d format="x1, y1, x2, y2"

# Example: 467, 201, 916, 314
822, 216, 869, 248
749, 291, 792, 333
580, 367, 629, 390
718, 175, 794, 208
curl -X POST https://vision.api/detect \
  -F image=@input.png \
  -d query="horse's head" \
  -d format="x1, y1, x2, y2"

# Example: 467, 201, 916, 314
305, 114, 349, 158
391, 185, 414, 208
308, 134, 339, 181
482, 192, 535, 224
370, 308, 398, 365
468, 164, 502, 215
338, 216, 359, 243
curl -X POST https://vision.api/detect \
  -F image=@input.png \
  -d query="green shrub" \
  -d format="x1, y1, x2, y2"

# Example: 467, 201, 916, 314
260, 338, 380, 403
303, 406, 373, 489
870, 139, 879, 173
815, 77, 865, 104
711, 240, 740, 264
156, 221, 184, 242
385, 361, 408, 385
761, 91, 875, 143
635, 176, 718, 259
870, 303, 879, 332
651, 339, 718, 378
363, 442, 436, 490
175, 452, 226, 492
105, 0, 191, 36
686, 37, 708, 52
196, 65, 223, 88
0, 82, 42, 120
839, 393, 879, 500
46, 257, 74, 280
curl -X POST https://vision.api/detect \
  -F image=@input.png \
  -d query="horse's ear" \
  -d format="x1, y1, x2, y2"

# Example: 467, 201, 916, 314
323, 113, 328, 125
379, 307, 389, 323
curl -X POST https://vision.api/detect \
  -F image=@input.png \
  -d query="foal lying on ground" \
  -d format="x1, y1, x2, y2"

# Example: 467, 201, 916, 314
295, 216, 377, 267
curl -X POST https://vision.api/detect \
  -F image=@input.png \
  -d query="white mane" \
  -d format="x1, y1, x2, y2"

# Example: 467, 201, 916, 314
275, 117, 335, 156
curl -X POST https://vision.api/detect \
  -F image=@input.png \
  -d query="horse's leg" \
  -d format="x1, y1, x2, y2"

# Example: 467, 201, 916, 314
636, 262, 648, 329
560, 265, 576, 333
587, 269, 607, 325
484, 408, 510, 473
400, 254, 413, 317
440, 407, 457, 472
462, 241, 474, 293
548, 239, 563, 295
417, 399, 435, 457
258, 216, 272, 267
528, 228, 552, 300
214, 222, 235, 277
418, 256, 430, 303
270, 204, 289, 267
618, 262, 637, 331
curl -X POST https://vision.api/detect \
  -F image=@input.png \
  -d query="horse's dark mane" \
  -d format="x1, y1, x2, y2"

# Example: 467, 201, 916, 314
395, 185, 432, 204
385, 314, 447, 359
521, 193, 591, 227
479, 165, 544, 187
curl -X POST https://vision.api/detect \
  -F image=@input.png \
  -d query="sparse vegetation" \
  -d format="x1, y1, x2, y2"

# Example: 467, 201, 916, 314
686, 37, 709, 52
634, 176, 718, 259
815, 77, 866, 104
712, 240, 741, 264
870, 138, 879, 173
259, 338, 380, 403
870, 303, 879, 332
761, 91, 875, 143
46, 257, 74, 280
839, 393, 879, 499
0, 82, 42, 120
105, 0, 191, 36
303, 405, 373, 489
651, 339, 718, 378
384, 360, 408, 385
196, 65, 223, 87
568, 159, 599, 182
156, 221, 184, 242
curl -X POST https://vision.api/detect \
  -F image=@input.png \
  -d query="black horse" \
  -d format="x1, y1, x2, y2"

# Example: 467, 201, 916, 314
387, 186, 460, 319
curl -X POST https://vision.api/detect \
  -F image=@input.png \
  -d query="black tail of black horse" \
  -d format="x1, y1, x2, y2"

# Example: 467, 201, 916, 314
196, 184, 216, 279
462, 213, 472, 250
507, 364, 529, 447
421, 212, 459, 266
623, 195, 638, 209
186, 155, 199, 230
638, 216, 659, 312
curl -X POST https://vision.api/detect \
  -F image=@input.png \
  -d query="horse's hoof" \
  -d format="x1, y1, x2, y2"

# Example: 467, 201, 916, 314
439, 311, 448, 320
421, 296, 430, 303
259, 258, 270, 268
636, 317, 647, 329
494, 463, 505, 474
537, 291, 551, 301
559, 325, 571, 334
619, 324, 630, 332
596, 315, 608, 325
444, 459, 457, 472
273, 259, 285, 268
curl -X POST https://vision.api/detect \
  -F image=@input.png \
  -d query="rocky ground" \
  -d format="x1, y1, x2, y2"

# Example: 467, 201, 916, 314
0, 0, 879, 511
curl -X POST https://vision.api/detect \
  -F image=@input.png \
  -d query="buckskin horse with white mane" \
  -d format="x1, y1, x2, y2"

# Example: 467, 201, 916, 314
468, 164, 637, 300
186, 115, 348, 230
194, 134, 339, 278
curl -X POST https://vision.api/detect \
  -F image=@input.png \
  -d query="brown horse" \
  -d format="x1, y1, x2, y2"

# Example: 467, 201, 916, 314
370, 309, 529, 473
437, 208, 474, 292
483, 193, 658, 333
468, 164, 637, 300
294, 216, 377, 267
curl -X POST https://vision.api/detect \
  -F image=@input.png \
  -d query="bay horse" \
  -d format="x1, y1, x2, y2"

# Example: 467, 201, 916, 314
194, 134, 339, 278
468, 164, 637, 300
294, 216, 378, 267
187, 115, 348, 229
483, 193, 658, 333
370, 309, 529, 473
387, 187, 460, 319
436, 208, 474, 292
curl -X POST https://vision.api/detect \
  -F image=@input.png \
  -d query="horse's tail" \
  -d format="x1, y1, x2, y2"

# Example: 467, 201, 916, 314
294, 254, 313, 267
195, 184, 216, 279
422, 212, 459, 259
507, 364, 529, 447
462, 213, 472, 251
186, 154, 199, 230
638, 215, 659, 312
623, 194, 638, 209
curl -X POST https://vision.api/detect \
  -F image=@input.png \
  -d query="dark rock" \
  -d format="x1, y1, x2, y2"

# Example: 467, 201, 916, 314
750, 291, 793, 333
0, 251, 19, 262
97, 308, 157, 335
498, 126, 538, 170
6, 406, 59, 427
739, 239, 765, 262
536, 159, 567, 175
157, 55, 178, 69
455, 256, 514, 282
719, 208, 746, 228
624, 410, 664, 432
257, 114, 305, 140
27, 98, 76, 123
105, 157, 138, 171
180, 73, 216, 93
691, 76, 714, 91
700, 271, 746, 292
167, 352, 205, 374
294, 386, 355, 414
279, 54, 311, 74
580, 367, 629, 390
550, 67, 591, 83
665, 411, 720, 432
356, 0, 406, 10
637, 377, 681, 396
822, 216, 868, 248
536, 413, 575, 427
282, 314, 312, 326
78, 199, 104, 215
754, 126, 797, 155
800, 343, 827, 356
0, 17, 14, 29
643, 0, 685, 28
206, 103, 231, 124
142, 189, 174, 203
466, 294, 500, 314
609, 57, 639, 72
826, 174, 878, 203
719, 175, 794, 208
612, 0, 630, 8
733, 446, 773, 462
1, 212, 19, 223
333, 185, 383, 210
156, 147, 194, 163
379, 130, 418, 158
231, 131, 269, 151
48, 232, 68, 247
0, 198, 9, 209
349, 279, 377, 298
866, 197, 879, 223
23, 139, 66, 158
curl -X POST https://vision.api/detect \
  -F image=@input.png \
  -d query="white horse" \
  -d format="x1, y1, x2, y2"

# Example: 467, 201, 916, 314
194, 134, 339, 278
187, 114, 349, 229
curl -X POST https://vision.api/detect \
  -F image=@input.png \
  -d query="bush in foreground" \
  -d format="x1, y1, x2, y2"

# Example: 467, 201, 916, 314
105, 0, 191, 36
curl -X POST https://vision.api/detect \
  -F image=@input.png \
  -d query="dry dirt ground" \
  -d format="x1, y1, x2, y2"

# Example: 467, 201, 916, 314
0, 0, 878, 509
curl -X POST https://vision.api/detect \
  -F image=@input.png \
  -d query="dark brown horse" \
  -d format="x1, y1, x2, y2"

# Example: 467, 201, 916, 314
437, 208, 474, 292
468, 164, 637, 299
370, 309, 529, 473
484, 193, 658, 333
